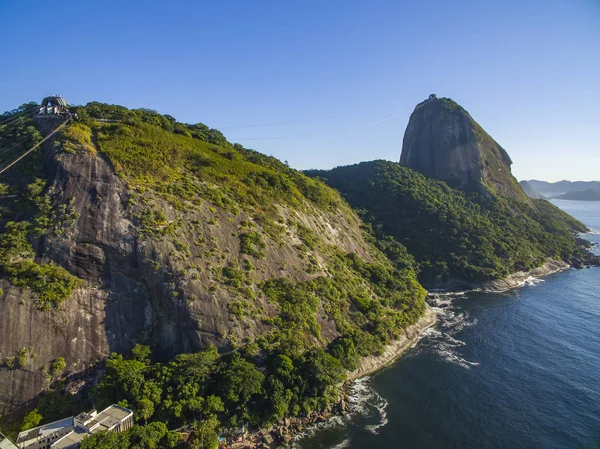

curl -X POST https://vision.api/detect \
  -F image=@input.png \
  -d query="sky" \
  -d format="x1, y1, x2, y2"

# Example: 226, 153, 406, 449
1, 0, 599, 181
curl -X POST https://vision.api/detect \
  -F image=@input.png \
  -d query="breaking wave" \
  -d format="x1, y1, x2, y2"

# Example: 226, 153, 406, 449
423, 295, 480, 369
330, 439, 352, 449
523, 276, 545, 287
350, 377, 388, 434
292, 377, 389, 448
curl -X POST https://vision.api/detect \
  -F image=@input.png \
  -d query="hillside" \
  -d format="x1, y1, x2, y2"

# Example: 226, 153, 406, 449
0, 103, 426, 433
553, 189, 600, 201
400, 95, 529, 203
306, 162, 586, 287
519, 180, 545, 199
522, 180, 600, 197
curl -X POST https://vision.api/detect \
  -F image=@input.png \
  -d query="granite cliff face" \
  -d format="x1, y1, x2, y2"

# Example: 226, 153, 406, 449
400, 96, 529, 202
0, 109, 426, 420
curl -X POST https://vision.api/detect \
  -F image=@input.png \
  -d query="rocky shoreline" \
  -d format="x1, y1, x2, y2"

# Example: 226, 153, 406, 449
235, 305, 437, 449
477, 259, 570, 292
233, 255, 597, 448
429, 258, 580, 294
347, 305, 437, 380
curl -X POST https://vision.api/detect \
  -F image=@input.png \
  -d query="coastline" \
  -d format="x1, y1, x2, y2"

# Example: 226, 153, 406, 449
243, 260, 574, 448
347, 304, 437, 380
477, 259, 570, 292
346, 258, 571, 381
429, 259, 572, 294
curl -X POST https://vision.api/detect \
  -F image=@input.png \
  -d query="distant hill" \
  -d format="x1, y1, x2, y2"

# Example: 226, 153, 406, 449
553, 189, 600, 201
521, 180, 600, 197
519, 180, 545, 199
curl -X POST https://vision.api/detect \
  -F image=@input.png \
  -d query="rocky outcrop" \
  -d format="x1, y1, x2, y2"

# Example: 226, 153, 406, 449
0, 124, 382, 418
400, 96, 529, 203
477, 259, 570, 292
428, 259, 572, 293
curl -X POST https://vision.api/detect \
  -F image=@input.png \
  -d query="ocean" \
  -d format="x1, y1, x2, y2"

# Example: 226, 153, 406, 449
296, 200, 600, 449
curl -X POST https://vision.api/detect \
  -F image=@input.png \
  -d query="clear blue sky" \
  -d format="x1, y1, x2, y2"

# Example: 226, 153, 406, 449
1, 0, 599, 181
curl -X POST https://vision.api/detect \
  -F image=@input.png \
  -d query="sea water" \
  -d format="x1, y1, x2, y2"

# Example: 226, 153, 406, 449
296, 200, 600, 449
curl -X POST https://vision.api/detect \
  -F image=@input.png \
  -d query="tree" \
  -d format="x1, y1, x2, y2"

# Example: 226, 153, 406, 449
79, 430, 129, 449
128, 422, 180, 449
190, 417, 219, 449
215, 353, 264, 423
21, 409, 43, 431
137, 399, 154, 425
131, 344, 152, 364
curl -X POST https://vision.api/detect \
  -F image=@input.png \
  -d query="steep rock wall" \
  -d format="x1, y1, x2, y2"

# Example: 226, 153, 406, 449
400, 96, 529, 203
0, 129, 378, 417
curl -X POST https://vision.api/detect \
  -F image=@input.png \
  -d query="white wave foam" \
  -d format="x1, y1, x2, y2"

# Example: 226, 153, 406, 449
331, 438, 352, 449
293, 378, 390, 447
524, 276, 544, 286
435, 348, 480, 369
425, 296, 480, 369
291, 415, 347, 446
349, 377, 389, 434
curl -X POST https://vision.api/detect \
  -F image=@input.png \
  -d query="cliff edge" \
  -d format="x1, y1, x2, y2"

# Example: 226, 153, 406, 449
400, 95, 529, 203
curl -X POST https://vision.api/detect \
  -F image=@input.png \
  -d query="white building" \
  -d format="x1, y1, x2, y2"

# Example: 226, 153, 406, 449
15, 417, 74, 449
15, 405, 133, 449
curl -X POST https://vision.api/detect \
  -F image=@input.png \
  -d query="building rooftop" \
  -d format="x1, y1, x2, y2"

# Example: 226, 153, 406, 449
52, 405, 132, 449
86, 405, 131, 432
52, 428, 87, 449
41, 96, 68, 107
16, 417, 74, 444
0, 433, 18, 449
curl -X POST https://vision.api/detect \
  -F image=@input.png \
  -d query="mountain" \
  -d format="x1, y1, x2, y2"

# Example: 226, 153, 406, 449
400, 95, 529, 203
0, 97, 588, 440
306, 161, 586, 287
519, 180, 545, 199
0, 103, 426, 427
553, 189, 600, 201
307, 96, 586, 287
522, 180, 600, 197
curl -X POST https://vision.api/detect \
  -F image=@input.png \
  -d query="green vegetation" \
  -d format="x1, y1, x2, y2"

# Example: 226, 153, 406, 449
60, 123, 95, 154
307, 161, 587, 285
17, 347, 34, 368
72, 102, 344, 217
50, 357, 66, 376
0, 103, 41, 173
20, 409, 42, 431
239, 232, 266, 258
296, 223, 319, 250
90, 343, 345, 434
0, 105, 82, 310
0, 218, 81, 310
79, 422, 180, 449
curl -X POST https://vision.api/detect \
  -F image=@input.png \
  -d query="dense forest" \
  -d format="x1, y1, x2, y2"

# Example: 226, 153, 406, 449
306, 161, 587, 286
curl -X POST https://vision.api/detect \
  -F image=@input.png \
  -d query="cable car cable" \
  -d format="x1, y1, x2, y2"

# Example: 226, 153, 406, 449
0, 118, 71, 176
0, 105, 39, 126
0, 135, 35, 157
